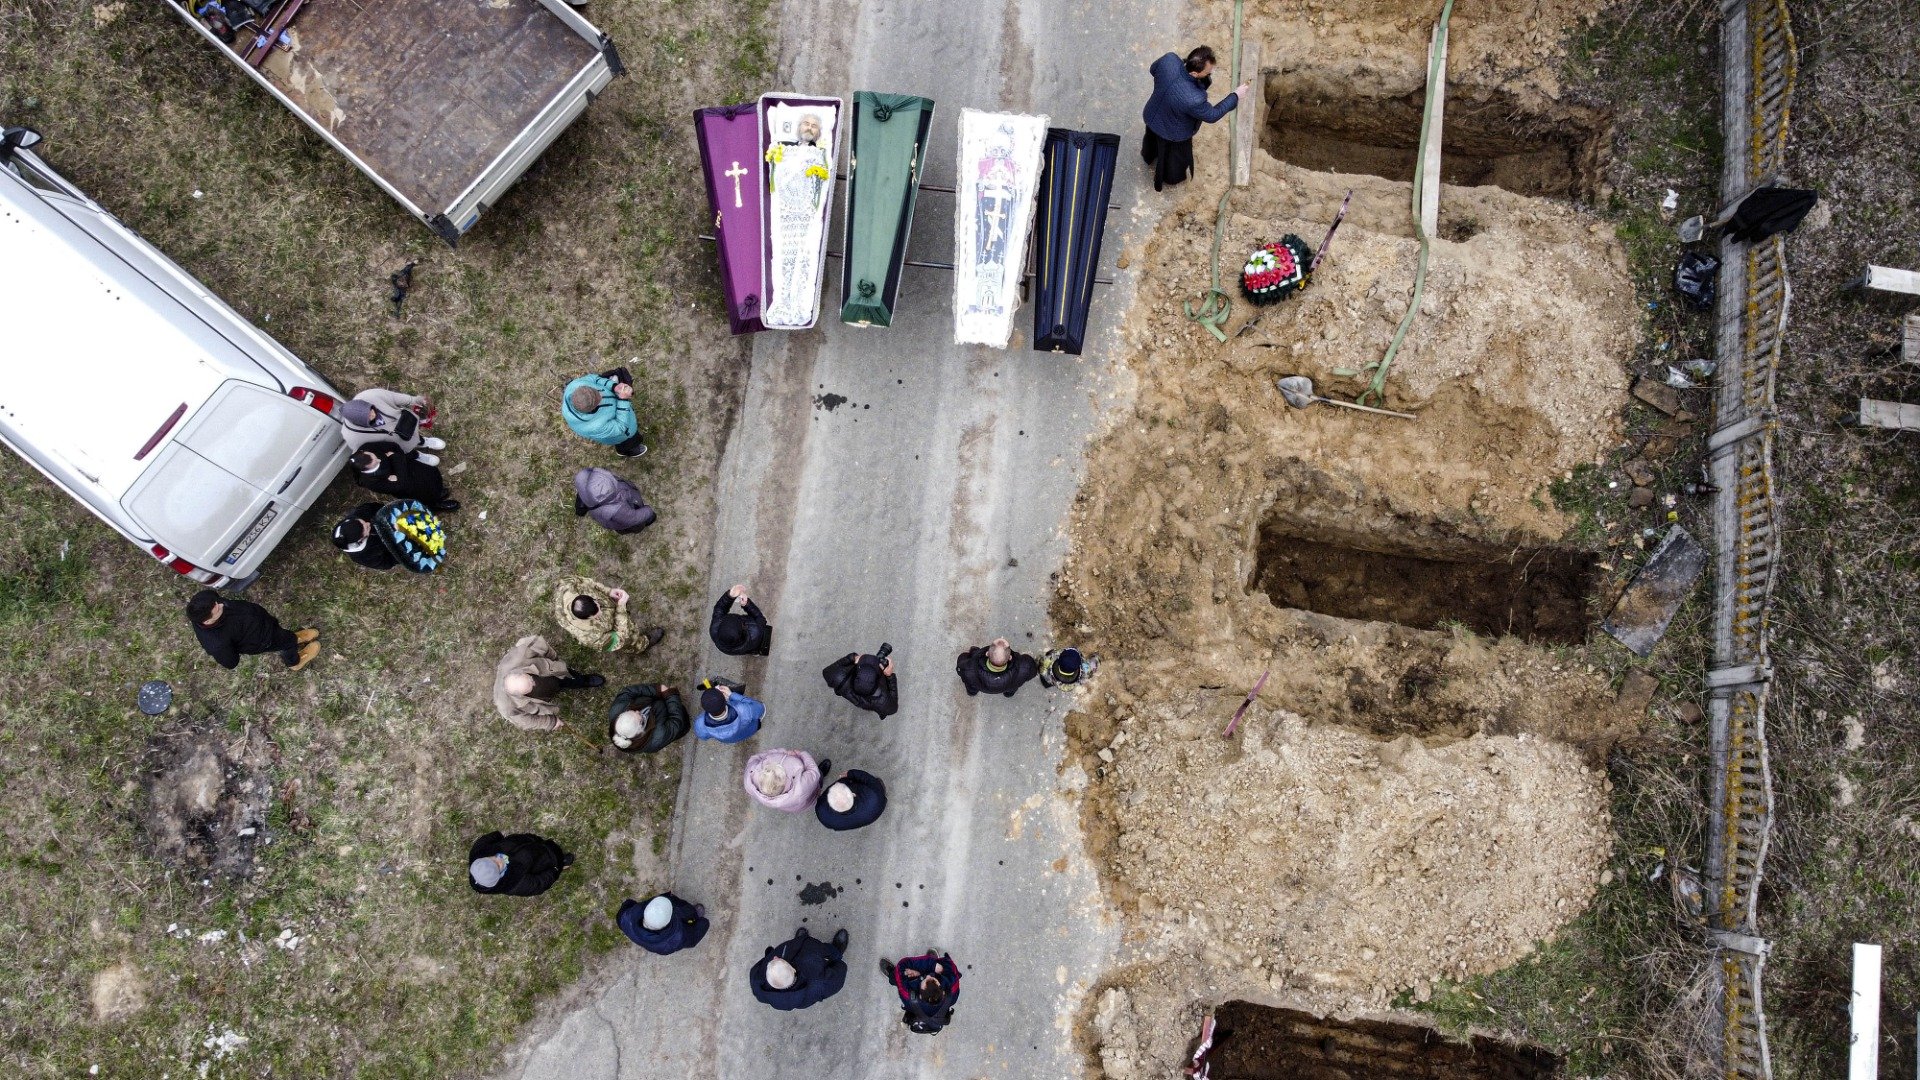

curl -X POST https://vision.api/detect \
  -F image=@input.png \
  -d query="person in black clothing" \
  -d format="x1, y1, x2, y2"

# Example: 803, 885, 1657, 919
709, 583, 773, 657
467, 831, 572, 897
330, 503, 398, 571
750, 926, 850, 1011
607, 683, 692, 754
822, 648, 899, 718
879, 951, 961, 1035
815, 768, 887, 831
955, 637, 1040, 698
186, 589, 318, 671
617, 892, 709, 955
350, 441, 460, 512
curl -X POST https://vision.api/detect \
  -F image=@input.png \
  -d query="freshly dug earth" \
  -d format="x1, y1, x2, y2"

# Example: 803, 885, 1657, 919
1206, 1000, 1563, 1079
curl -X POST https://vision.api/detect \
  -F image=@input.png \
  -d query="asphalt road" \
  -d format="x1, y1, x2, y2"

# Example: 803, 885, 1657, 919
506, 0, 1176, 1075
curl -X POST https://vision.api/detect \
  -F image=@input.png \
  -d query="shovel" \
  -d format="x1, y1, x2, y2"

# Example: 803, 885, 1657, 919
1276, 376, 1417, 419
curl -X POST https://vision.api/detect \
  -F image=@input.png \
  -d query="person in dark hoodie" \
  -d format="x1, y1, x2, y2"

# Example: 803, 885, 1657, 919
186, 589, 318, 671
572, 467, 656, 535
617, 892, 708, 955
607, 683, 691, 754
350, 441, 460, 512
750, 926, 850, 1011
1140, 45, 1248, 191
330, 503, 398, 571
815, 768, 887, 831
822, 648, 899, 718
879, 951, 962, 1035
710, 583, 773, 657
955, 637, 1041, 698
467, 831, 573, 897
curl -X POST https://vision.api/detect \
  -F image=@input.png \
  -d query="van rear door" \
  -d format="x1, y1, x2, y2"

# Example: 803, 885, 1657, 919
121, 443, 267, 566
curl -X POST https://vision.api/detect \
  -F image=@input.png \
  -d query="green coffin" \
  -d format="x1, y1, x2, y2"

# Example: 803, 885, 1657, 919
840, 92, 936, 328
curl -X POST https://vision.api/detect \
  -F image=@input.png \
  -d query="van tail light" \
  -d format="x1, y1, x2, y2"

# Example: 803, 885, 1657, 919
289, 387, 338, 415
149, 544, 223, 584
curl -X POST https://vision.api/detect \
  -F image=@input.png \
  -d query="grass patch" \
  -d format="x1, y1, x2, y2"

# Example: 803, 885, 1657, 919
0, 0, 764, 1076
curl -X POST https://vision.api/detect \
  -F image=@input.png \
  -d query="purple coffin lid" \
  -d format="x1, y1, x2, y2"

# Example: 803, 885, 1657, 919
694, 104, 766, 336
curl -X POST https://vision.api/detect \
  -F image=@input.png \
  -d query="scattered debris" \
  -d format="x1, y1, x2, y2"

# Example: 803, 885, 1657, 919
1632, 375, 1683, 416
1601, 525, 1709, 656
388, 260, 415, 316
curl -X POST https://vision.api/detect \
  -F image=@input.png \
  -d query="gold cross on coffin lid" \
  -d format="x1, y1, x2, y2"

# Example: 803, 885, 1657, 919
725, 161, 748, 208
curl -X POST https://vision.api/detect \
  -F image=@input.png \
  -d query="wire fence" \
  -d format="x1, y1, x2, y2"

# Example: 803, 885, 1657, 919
1705, 0, 1795, 1076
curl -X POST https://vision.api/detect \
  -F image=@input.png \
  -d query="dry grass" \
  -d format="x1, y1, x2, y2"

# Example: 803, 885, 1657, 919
0, 0, 769, 1075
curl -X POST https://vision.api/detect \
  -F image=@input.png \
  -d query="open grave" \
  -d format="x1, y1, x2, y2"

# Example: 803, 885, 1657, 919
1210, 1000, 1563, 1079
1253, 520, 1600, 645
1261, 79, 1611, 201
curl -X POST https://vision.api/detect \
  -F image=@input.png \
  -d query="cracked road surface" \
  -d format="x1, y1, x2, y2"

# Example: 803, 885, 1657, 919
505, 0, 1176, 1075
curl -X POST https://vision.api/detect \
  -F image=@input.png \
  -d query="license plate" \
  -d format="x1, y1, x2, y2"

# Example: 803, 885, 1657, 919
223, 505, 279, 565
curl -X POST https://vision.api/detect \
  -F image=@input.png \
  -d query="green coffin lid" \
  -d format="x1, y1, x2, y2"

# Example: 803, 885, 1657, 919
840, 92, 936, 328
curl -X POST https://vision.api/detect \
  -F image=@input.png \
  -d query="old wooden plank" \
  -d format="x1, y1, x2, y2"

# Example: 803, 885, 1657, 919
1860, 398, 1920, 431
1903, 313, 1920, 364
1857, 265, 1920, 297
1232, 40, 1261, 187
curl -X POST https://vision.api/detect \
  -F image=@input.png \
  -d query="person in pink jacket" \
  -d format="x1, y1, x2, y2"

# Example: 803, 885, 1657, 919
744, 749, 824, 813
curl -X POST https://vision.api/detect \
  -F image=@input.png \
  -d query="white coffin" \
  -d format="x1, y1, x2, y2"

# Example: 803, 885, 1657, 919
954, 108, 1050, 348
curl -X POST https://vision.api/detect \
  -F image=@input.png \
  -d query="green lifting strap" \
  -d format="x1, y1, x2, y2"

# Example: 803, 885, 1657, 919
1184, 0, 1246, 343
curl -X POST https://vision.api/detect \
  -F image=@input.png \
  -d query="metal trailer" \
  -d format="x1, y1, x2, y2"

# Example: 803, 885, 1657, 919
161, 0, 623, 244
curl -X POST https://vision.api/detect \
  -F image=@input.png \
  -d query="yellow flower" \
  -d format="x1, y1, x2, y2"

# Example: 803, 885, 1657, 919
764, 145, 783, 164
805, 164, 829, 182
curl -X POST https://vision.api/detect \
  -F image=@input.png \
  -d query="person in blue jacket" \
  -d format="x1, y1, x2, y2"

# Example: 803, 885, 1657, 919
1141, 46, 1249, 191
694, 685, 763, 743
750, 927, 850, 1011
815, 769, 888, 832
561, 365, 647, 457
617, 892, 709, 955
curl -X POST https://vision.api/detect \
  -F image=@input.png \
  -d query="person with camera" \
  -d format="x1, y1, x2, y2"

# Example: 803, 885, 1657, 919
822, 644, 899, 718
339, 387, 443, 461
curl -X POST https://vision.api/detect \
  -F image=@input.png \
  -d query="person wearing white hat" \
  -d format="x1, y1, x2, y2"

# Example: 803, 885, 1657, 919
743, 749, 823, 813
815, 768, 887, 831
617, 891, 708, 954
750, 926, 850, 1011
605, 684, 690, 754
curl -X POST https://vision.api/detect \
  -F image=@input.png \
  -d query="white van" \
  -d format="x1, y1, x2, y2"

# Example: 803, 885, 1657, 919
0, 128, 350, 587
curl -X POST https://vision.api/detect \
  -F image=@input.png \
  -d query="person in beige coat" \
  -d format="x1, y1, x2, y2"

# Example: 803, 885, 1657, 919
492, 634, 604, 732
554, 577, 665, 654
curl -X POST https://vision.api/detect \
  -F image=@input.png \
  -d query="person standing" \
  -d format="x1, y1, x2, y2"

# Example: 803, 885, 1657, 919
554, 577, 665, 654
339, 387, 443, 460
607, 683, 691, 754
815, 768, 887, 831
617, 892, 709, 954
492, 634, 604, 732
822, 648, 899, 718
562, 365, 647, 457
185, 589, 318, 672
880, 951, 962, 1034
955, 637, 1041, 698
467, 831, 572, 897
1040, 647, 1100, 689
743, 749, 823, 813
694, 685, 763, 743
573, 467, 656, 535
350, 442, 460, 513
1141, 46, 1249, 191
709, 583, 773, 657
330, 503, 398, 571
750, 926, 851, 1011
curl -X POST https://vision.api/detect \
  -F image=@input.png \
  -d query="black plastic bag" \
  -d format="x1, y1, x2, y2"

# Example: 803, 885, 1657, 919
1727, 186, 1818, 243
1674, 251, 1720, 311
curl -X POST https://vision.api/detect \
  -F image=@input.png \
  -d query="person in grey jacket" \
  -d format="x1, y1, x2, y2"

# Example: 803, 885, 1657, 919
573, 467, 656, 535
340, 387, 444, 460
1140, 46, 1248, 191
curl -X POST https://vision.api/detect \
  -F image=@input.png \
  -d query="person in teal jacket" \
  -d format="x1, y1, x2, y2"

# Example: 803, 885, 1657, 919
562, 365, 647, 457
694, 685, 763, 743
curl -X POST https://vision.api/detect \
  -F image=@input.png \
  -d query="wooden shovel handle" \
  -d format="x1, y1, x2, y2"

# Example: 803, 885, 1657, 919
1318, 397, 1418, 420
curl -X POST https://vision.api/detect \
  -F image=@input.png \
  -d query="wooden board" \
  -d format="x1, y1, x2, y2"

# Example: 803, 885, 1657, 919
1861, 265, 1920, 297
1859, 398, 1920, 431
1903, 313, 1920, 364
1231, 40, 1261, 188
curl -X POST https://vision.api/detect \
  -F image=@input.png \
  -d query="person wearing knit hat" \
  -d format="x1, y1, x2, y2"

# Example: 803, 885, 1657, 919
605, 683, 690, 754
743, 749, 823, 813
955, 637, 1041, 698
553, 576, 665, 654
560, 365, 647, 457
693, 683, 764, 743
330, 503, 398, 571
616, 891, 709, 954
822, 649, 899, 718
709, 583, 773, 657
750, 926, 850, 1011
1040, 647, 1100, 689
815, 768, 887, 831
467, 830, 573, 897
339, 387, 442, 458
